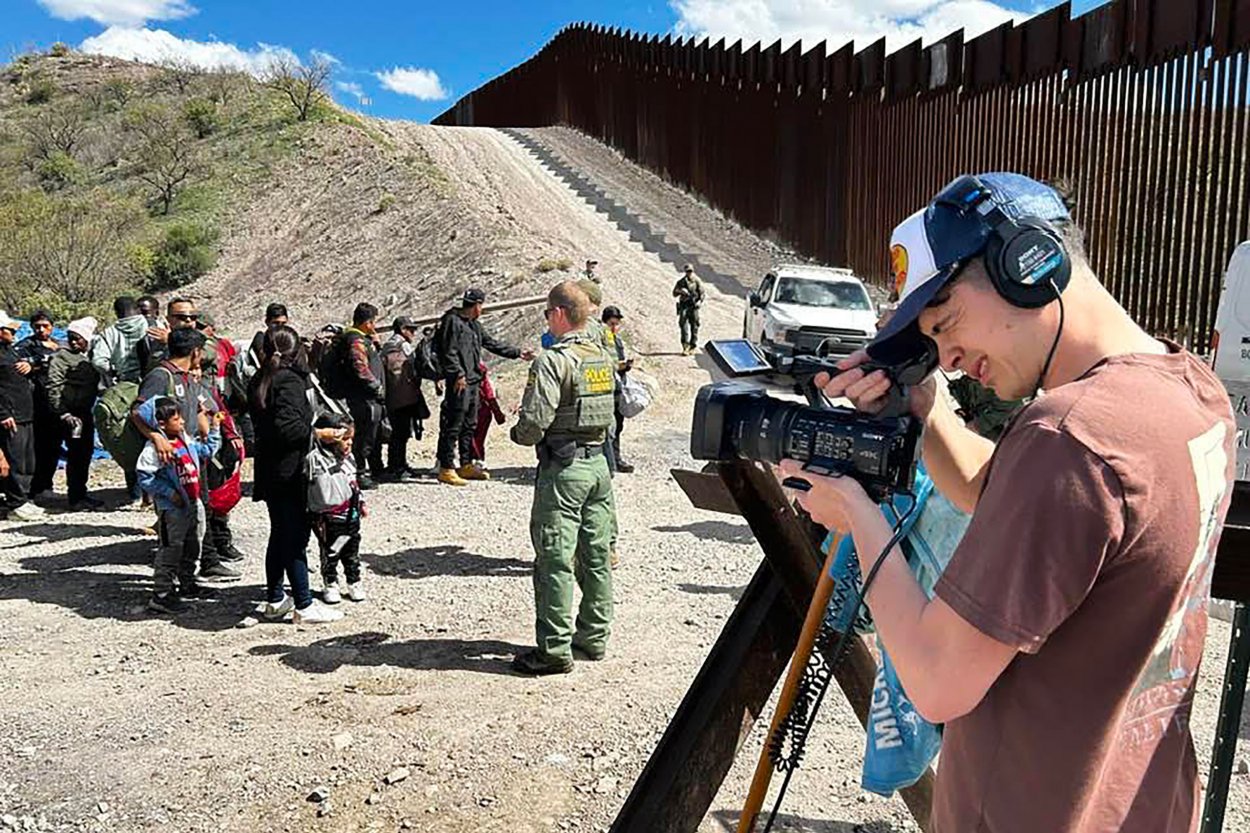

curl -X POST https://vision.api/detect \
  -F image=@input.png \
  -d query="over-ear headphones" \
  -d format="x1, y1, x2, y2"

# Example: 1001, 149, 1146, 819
935, 175, 1072, 309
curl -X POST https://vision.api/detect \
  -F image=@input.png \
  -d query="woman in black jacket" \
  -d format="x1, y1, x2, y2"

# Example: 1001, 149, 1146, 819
248, 325, 344, 625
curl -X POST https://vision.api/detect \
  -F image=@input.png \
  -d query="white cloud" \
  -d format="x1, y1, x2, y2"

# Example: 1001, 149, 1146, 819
336, 80, 364, 97
37, 0, 195, 27
671, 0, 1030, 54
311, 49, 341, 67
79, 26, 299, 75
375, 67, 448, 100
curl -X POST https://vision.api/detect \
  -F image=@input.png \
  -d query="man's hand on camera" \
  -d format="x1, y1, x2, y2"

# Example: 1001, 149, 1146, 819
816, 349, 936, 420
777, 458, 877, 532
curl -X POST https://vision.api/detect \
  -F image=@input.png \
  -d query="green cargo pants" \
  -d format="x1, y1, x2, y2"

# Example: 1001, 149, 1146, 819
530, 454, 616, 661
678, 306, 701, 351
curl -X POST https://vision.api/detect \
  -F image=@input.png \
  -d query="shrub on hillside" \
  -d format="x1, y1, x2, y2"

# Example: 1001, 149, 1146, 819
35, 152, 83, 190
48, 43, 71, 58
25, 77, 56, 105
183, 98, 220, 139
104, 79, 133, 109
149, 221, 218, 290
125, 241, 157, 284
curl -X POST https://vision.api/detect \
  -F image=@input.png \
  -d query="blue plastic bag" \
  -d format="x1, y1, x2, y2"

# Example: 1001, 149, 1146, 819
863, 640, 945, 795
820, 464, 972, 797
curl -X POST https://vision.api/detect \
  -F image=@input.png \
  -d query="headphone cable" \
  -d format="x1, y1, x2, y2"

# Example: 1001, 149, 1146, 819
1031, 277, 1065, 400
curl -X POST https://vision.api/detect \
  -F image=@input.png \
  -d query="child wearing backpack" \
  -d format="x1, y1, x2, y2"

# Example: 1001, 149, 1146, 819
136, 396, 221, 614
309, 413, 367, 604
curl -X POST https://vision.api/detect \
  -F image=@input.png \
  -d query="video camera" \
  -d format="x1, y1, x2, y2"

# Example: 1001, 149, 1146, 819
690, 339, 932, 502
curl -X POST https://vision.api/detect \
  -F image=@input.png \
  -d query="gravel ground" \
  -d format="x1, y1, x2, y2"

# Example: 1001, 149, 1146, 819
2, 123, 1248, 833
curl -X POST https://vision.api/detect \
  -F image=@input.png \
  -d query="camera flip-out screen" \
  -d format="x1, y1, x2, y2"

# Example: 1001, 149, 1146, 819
708, 339, 773, 377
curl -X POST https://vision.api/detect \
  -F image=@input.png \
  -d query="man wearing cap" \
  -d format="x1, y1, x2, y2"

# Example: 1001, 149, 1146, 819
672, 264, 705, 355
47, 318, 102, 511
510, 280, 616, 675
788, 173, 1234, 833
0, 311, 44, 522
601, 306, 635, 473
583, 259, 600, 284
434, 287, 534, 486
379, 316, 429, 481
15, 310, 62, 501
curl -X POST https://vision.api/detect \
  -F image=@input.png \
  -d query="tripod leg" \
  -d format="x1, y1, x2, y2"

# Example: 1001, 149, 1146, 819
737, 537, 840, 833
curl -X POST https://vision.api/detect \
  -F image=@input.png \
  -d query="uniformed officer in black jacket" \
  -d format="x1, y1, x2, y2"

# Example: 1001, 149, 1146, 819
434, 287, 533, 485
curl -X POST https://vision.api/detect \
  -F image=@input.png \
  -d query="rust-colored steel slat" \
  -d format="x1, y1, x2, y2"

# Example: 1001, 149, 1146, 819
436, 0, 1247, 387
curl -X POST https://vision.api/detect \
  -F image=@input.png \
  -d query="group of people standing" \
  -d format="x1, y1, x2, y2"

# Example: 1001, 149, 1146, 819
0, 309, 102, 521
0, 263, 643, 658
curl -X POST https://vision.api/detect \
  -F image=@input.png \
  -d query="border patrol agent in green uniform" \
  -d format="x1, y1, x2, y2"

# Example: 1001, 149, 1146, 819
511, 281, 617, 675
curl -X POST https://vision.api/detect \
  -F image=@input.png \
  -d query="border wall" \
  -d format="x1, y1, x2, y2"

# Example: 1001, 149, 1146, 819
434, 0, 1250, 351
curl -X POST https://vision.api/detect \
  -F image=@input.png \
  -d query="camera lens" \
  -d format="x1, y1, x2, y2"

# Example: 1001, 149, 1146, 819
692, 381, 923, 502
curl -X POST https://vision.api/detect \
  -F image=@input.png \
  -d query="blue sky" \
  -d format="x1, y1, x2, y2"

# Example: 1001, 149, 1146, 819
6, 0, 1109, 123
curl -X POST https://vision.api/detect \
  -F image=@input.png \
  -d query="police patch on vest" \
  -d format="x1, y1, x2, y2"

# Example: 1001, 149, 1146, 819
583, 365, 613, 395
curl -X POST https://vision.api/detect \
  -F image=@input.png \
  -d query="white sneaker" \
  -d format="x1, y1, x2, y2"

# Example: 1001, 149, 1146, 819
344, 582, 367, 602
323, 583, 342, 604
293, 600, 345, 625
9, 502, 45, 522
261, 595, 294, 620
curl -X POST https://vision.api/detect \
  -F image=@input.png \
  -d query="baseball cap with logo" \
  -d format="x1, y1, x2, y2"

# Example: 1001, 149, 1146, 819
868, 172, 1071, 370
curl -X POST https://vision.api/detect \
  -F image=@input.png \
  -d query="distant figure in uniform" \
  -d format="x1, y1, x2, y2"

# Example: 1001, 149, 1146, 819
672, 263, 705, 355
583, 259, 599, 284
510, 280, 617, 675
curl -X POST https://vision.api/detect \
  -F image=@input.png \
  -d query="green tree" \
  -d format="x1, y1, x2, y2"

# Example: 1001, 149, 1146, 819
0, 190, 144, 311
124, 103, 205, 215
264, 55, 332, 122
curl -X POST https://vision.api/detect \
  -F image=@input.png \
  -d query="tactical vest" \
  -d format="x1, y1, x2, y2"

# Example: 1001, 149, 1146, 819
546, 338, 616, 444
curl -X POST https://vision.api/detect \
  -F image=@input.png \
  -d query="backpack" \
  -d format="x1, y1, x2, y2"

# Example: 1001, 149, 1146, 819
305, 441, 356, 513
205, 395, 244, 515
312, 326, 348, 398
382, 344, 422, 410
223, 342, 256, 413
411, 331, 441, 382
93, 381, 145, 472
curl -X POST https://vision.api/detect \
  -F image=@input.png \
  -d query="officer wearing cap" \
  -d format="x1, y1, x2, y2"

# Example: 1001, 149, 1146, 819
787, 172, 1234, 833
672, 263, 704, 355
511, 280, 616, 675
583, 259, 599, 283
601, 305, 634, 473
434, 287, 533, 486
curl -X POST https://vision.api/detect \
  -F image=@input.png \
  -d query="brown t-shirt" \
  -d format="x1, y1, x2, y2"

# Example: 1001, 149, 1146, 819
931, 345, 1235, 833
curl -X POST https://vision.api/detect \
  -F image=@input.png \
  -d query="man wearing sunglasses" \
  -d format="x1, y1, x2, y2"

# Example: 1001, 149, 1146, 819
137, 298, 199, 375
787, 173, 1234, 832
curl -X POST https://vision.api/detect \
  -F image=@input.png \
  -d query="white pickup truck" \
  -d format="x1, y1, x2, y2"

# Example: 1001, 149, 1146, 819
743, 264, 878, 359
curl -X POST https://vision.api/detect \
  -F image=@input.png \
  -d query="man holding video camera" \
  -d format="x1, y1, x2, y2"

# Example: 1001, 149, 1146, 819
784, 173, 1235, 832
